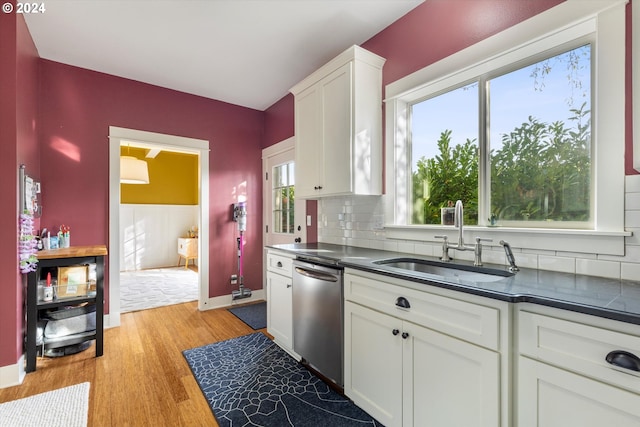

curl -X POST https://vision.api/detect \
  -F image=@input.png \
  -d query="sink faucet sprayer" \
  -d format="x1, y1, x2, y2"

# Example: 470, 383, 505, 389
499, 240, 519, 272
436, 200, 491, 266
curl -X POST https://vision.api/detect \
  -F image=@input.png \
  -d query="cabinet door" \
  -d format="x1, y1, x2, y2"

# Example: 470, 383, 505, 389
344, 301, 403, 427
320, 62, 352, 196
405, 322, 500, 427
294, 84, 321, 198
518, 357, 640, 427
266, 272, 293, 350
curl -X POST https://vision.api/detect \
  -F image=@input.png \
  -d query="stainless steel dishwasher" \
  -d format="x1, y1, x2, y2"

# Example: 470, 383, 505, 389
292, 258, 344, 387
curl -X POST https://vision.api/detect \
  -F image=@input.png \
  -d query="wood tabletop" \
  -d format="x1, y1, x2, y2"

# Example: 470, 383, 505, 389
37, 245, 108, 259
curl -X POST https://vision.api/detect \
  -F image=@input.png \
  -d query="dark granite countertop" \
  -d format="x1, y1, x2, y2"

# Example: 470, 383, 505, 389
268, 242, 640, 325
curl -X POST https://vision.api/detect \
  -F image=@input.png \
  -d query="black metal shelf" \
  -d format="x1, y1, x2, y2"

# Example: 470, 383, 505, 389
25, 248, 105, 373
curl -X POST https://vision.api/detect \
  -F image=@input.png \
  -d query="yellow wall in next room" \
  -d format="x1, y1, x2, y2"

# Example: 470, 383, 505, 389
121, 147, 198, 205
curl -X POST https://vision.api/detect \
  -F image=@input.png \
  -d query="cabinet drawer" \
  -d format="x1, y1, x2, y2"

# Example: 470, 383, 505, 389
266, 252, 294, 277
519, 309, 640, 393
345, 272, 500, 351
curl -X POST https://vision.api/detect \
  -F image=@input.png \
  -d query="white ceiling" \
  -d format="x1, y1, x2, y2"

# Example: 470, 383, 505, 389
24, 0, 423, 111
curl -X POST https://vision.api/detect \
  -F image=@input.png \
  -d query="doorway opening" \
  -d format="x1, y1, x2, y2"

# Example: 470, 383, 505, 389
108, 127, 210, 327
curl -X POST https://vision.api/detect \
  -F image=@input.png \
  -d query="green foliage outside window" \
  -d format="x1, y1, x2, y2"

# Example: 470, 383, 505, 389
412, 130, 478, 225
411, 104, 591, 225
491, 103, 590, 222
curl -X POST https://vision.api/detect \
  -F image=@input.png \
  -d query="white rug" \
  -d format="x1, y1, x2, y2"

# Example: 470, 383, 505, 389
120, 267, 198, 313
0, 382, 89, 427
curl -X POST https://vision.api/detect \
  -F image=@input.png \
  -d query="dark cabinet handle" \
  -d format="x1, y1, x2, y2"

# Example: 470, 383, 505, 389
392, 329, 400, 336
402, 332, 409, 339
395, 296, 411, 309
277, 261, 283, 268
606, 350, 640, 372
314, 185, 323, 190
294, 238, 301, 243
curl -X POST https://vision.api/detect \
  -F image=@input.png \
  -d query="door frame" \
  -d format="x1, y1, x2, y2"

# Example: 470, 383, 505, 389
262, 137, 306, 247
108, 126, 210, 327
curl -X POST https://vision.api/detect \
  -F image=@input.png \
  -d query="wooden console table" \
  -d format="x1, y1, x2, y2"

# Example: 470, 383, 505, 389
25, 245, 107, 373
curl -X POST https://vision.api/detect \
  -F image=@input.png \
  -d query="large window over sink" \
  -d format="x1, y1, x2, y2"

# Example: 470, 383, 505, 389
410, 45, 592, 228
384, 1, 627, 255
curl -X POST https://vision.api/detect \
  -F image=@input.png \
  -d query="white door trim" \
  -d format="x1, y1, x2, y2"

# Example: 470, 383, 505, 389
108, 126, 210, 327
262, 137, 306, 245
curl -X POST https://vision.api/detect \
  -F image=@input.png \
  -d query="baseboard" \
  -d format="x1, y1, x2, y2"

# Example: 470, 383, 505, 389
104, 313, 120, 329
0, 354, 25, 389
199, 289, 266, 311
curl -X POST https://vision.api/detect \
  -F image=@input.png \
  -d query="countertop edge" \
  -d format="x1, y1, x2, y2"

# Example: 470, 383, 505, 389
268, 243, 640, 326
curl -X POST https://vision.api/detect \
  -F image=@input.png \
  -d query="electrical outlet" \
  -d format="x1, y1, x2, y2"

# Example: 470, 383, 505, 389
230, 274, 238, 285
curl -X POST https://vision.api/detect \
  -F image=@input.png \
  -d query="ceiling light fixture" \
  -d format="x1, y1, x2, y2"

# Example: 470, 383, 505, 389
120, 155, 149, 184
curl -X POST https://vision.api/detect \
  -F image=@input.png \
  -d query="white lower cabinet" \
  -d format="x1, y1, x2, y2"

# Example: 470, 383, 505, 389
345, 301, 403, 426
518, 357, 640, 426
407, 321, 500, 427
265, 250, 299, 359
516, 304, 640, 427
267, 272, 293, 350
344, 270, 505, 427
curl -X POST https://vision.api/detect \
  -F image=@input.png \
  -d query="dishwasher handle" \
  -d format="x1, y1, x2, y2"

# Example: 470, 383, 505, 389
294, 267, 340, 282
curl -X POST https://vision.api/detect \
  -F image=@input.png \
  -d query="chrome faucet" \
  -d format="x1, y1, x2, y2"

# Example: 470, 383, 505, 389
436, 200, 491, 266
499, 240, 519, 272
454, 199, 466, 249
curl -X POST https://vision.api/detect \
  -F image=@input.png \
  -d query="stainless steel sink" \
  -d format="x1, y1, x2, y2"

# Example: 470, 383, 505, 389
373, 258, 514, 283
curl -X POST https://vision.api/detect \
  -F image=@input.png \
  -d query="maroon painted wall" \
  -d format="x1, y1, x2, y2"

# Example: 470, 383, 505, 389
362, 0, 564, 89
262, 93, 319, 243
0, 3, 19, 369
0, 7, 40, 367
262, 94, 294, 149
38, 60, 265, 311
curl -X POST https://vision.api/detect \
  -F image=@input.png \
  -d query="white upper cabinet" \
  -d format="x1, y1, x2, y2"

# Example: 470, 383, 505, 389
290, 45, 385, 198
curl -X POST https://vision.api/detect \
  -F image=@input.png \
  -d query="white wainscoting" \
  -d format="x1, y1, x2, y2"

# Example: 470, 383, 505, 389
120, 204, 198, 271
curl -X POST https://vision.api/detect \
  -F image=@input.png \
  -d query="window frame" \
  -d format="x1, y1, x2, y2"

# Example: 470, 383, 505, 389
271, 161, 295, 235
384, 0, 629, 256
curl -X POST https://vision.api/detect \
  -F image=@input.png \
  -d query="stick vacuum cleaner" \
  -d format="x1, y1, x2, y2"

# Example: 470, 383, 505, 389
232, 201, 252, 300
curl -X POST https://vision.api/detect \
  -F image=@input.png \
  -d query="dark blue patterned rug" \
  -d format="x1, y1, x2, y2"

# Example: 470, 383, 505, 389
183, 332, 383, 427
227, 301, 267, 330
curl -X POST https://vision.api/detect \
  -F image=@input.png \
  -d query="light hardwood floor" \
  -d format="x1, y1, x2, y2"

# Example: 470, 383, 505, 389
0, 300, 267, 426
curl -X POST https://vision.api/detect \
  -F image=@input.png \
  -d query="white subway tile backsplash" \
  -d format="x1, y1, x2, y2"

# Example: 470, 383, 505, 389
483, 249, 508, 267
383, 240, 399, 252
367, 239, 385, 250
625, 192, 640, 210
539, 255, 575, 273
576, 258, 620, 279
626, 175, 640, 193
414, 243, 435, 257
557, 251, 597, 260
522, 248, 557, 256
621, 262, 640, 281
625, 211, 640, 228
396, 241, 415, 254
316, 184, 640, 281
513, 252, 539, 270
451, 250, 474, 263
